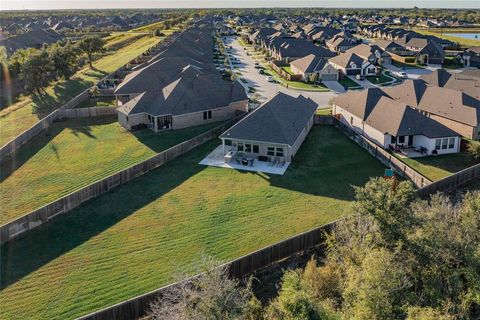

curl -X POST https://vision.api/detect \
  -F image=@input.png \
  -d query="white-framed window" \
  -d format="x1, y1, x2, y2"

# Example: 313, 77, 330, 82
435, 139, 441, 150
245, 144, 252, 153
203, 110, 212, 120
448, 138, 455, 149
267, 146, 275, 156
238, 143, 244, 152
442, 138, 448, 149
276, 147, 284, 157
253, 144, 259, 153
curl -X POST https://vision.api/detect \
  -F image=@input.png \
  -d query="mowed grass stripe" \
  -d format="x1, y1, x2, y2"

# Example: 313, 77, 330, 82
0, 126, 385, 320
0, 117, 220, 224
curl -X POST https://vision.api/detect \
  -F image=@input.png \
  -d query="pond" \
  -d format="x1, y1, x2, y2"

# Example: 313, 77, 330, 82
445, 33, 480, 40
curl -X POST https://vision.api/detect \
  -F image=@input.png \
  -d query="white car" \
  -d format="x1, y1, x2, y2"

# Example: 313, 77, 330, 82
265, 76, 273, 82
394, 71, 408, 79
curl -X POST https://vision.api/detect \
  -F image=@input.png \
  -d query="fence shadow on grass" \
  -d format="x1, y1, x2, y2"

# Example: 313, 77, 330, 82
0, 146, 208, 290
31, 79, 93, 118
0, 116, 117, 182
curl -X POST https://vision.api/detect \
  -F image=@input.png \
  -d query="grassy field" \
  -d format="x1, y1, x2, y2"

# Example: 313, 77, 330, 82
398, 151, 478, 181
0, 125, 385, 320
0, 117, 219, 225
413, 28, 480, 47
0, 35, 164, 146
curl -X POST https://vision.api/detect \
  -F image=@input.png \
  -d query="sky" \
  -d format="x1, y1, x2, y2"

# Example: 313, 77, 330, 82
1, 0, 479, 10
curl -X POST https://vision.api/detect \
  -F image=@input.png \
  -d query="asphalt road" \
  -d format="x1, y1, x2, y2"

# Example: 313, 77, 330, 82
224, 37, 338, 108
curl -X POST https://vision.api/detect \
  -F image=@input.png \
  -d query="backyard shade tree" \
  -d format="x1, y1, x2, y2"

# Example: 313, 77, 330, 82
268, 178, 480, 320
148, 255, 260, 320
77, 35, 106, 67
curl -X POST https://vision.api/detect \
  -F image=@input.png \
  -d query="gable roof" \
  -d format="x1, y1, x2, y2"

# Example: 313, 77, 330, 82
364, 97, 457, 138
220, 93, 318, 146
290, 54, 328, 74
419, 69, 480, 99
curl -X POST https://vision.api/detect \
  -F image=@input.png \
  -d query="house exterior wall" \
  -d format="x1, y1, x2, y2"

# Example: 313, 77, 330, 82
117, 112, 147, 130
172, 101, 246, 130
224, 139, 290, 162
291, 114, 315, 158
333, 104, 461, 155
429, 114, 477, 140
289, 64, 305, 79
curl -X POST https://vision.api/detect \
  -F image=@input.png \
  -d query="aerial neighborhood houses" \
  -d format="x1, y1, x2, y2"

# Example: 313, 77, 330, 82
333, 71, 480, 156
0, 12, 163, 55
358, 25, 451, 65
114, 23, 248, 131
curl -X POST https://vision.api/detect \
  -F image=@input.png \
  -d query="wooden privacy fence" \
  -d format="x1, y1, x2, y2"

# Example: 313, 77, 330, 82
314, 115, 432, 188
58, 106, 118, 119
0, 32, 181, 162
76, 221, 336, 320
0, 119, 238, 245
417, 163, 480, 198
0, 89, 91, 161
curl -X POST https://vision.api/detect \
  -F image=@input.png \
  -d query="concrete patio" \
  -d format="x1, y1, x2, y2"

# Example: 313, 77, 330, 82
199, 145, 290, 175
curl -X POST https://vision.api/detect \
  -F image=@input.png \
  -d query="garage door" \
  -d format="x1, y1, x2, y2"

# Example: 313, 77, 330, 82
321, 73, 338, 81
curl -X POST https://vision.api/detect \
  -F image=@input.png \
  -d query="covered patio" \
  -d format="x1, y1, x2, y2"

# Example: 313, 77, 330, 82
199, 145, 290, 175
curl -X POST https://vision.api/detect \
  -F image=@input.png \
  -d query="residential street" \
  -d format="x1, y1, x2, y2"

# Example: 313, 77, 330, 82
225, 37, 338, 107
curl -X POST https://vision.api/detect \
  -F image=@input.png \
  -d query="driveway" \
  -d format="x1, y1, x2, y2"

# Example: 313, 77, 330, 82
323, 81, 346, 93
383, 63, 432, 79
346, 76, 376, 89
224, 37, 338, 108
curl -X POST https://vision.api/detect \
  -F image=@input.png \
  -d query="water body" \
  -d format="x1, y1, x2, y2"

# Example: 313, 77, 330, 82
445, 33, 480, 40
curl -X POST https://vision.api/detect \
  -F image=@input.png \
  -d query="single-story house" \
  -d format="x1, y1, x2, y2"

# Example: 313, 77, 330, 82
328, 52, 378, 76
220, 92, 318, 163
290, 54, 339, 81
333, 90, 461, 156
456, 46, 480, 68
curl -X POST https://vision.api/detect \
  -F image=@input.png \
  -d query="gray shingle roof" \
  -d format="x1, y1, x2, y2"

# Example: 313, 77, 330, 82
220, 93, 318, 146
290, 54, 328, 74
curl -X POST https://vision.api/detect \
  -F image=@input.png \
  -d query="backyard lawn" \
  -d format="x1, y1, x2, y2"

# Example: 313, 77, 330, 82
398, 151, 478, 181
0, 117, 220, 225
0, 125, 385, 320
391, 60, 424, 69
0, 35, 164, 146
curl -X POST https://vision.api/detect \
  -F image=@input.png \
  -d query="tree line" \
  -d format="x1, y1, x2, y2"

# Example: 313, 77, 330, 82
148, 178, 480, 320
6, 36, 105, 95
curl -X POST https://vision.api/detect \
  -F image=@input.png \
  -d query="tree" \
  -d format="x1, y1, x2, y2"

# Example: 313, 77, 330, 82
20, 48, 52, 94
149, 256, 258, 320
467, 140, 480, 161
49, 42, 79, 79
77, 36, 105, 68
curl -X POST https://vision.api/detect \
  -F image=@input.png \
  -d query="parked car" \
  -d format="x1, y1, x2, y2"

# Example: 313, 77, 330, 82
394, 71, 408, 79
355, 74, 365, 80
259, 69, 265, 74
266, 76, 273, 82
254, 62, 260, 68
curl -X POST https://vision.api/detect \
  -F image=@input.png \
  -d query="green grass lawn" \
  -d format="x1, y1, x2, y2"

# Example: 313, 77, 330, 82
0, 125, 385, 320
282, 66, 294, 75
75, 96, 117, 108
391, 60, 424, 69
339, 77, 362, 89
413, 28, 480, 47
366, 74, 392, 85
316, 108, 332, 115
264, 67, 329, 92
0, 117, 219, 225
397, 151, 478, 181
0, 35, 164, 146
